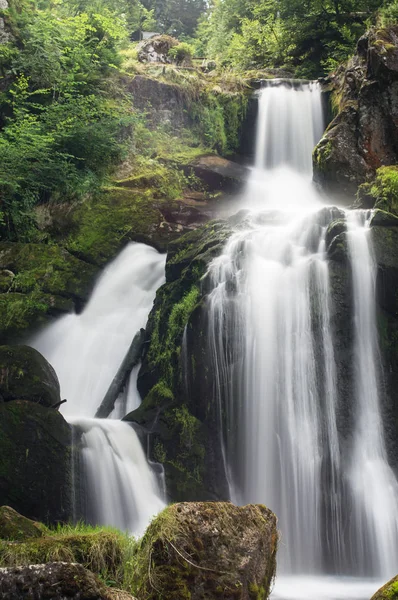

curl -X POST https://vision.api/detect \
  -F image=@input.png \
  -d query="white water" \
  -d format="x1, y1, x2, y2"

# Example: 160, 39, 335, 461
204, 81, 398, 597
346, 212, 398, 576
31, 242, 166, 534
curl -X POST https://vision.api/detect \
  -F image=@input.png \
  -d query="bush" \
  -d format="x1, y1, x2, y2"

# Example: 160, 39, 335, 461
168, 42, 194, 65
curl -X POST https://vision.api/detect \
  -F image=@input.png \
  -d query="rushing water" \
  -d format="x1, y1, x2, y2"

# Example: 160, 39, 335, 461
32, 242, 166, 535
204, 81, 398, 597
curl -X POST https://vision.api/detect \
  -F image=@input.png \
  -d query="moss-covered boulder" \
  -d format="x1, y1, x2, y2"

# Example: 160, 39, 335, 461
0, 506, 48, 541
125, 220, 233, 501
0, 345, 60, 406
370, 575, 398, 600
0, 401, 72, 524
132, 502, 278, 600
0, 562, 135, 600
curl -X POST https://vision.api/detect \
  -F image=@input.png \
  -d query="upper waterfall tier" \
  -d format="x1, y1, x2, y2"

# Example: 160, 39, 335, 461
254, 81, 323, 175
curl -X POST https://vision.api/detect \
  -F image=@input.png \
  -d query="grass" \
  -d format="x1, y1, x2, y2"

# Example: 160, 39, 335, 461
0, 521, 137, 589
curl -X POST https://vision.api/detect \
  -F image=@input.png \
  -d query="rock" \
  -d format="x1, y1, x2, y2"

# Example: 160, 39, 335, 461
137, 34, 178, 64
188, 155, 249, 191
325, 219, 347, 250
372, 226, 398, 317
370, 575, 398, 600
314, 27, 398, 199
0, 242, 97, 342
0, 400, 72, 524
0, 345, 60, 407
370, 209, 398, 227
126, 221, 233, 501
0, 562, 136, 600
327, 232, 348, 262
0, 242, 97, 306
0, 506, 48, 541
133, 502, 278, 600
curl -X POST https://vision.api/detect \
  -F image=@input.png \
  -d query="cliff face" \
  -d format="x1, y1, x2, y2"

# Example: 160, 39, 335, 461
313, 26, 398, 200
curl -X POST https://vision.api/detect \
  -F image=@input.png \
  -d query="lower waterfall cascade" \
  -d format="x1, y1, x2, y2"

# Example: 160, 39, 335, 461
31, 242, 166, 535
202, 81, 398, 598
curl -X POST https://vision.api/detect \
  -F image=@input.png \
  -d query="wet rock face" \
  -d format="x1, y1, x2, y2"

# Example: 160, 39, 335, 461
0, 345, 61, 407
0, 562, 133, 600
314, 26, 398, 200
0, 401, 72, 524
134, 502, 278, 600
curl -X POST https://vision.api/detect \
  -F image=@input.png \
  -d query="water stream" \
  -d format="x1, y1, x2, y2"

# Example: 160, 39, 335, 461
205, 81, 398, 598
31, 242, 166, 535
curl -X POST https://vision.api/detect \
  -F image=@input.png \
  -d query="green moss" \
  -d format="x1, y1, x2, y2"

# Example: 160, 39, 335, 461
313, 139, 333, 171
148, 285, 200, 388
370, 166, 398, 216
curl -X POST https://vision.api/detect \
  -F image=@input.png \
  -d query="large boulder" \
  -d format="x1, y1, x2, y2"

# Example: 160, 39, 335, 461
0, 506, 48, 541
0, 345, 61, 407
0, 401, 72, 524
0, 562, 135, 600
137, 35, 178, 64
314, 26, 398, 200
370, 575, 398, 600
133, 502, 278, 600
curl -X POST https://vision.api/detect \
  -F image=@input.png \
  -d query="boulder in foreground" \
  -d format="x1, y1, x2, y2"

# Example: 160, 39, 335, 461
133, 501, 278, 600
0, 506, 48, 541
0, 562, 136, 600
370, 575, 398, 600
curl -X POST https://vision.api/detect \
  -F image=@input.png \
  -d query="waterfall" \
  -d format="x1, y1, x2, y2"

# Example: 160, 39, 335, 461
346, 212, 398, 576
31, 242, 166, 535
204, 81, 398, 596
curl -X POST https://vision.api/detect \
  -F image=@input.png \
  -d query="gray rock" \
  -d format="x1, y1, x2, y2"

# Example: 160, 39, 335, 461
0, 562, 135, 600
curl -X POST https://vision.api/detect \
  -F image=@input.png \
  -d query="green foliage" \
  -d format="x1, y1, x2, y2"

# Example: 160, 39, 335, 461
168, 41, 194, 65
196, 0, 391, 76
380, 0, 398, 25
142, 0, 206, 38
0, 0, 132, 241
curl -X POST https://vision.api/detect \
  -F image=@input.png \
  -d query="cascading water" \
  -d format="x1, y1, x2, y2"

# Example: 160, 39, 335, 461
346, 213, 398, 576
31, 242, 166, 535
204, 81, 398, 598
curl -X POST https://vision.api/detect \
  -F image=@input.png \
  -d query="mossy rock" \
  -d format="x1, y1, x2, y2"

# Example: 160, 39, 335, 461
0, 241, 97, 343
371, 166, 398, 216
327, 231, 348, 262
131, 220, 233, 501
0, 562, 135, 600
0, 345, 60, 407
0, 400, 72, 524
371, 575, 398, 600
0, 242, 97, 302
0, 506, 48, 541
132, 502, 278, 600
66, 186, 184, 265
325, 219, 347, 251
371, 209, 398, 227
0, 291, 73, 345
